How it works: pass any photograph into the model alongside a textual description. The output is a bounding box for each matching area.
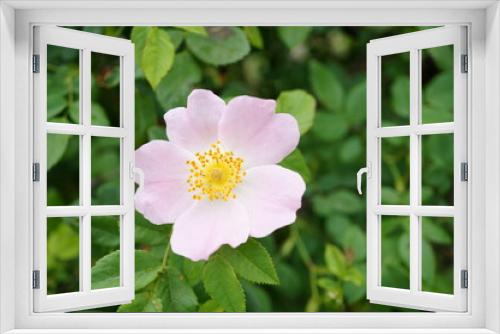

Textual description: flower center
[186,141,245,201]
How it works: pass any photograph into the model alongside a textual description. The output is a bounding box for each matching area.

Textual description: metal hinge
[32,54,40,73]
[461,269,468,289]
[461,162,468,182]
[32,163,40,182]
[461,54,468,73]
[32,270,40,289]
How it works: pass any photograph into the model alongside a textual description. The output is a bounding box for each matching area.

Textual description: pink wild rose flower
[135,89,306,261]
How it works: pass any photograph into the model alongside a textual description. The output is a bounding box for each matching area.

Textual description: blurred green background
[45,26,455,312]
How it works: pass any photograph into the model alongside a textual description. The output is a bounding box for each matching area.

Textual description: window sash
[32,26,135,313]
[366,26,468,312]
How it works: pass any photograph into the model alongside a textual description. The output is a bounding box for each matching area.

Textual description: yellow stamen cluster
[186,141,245,201]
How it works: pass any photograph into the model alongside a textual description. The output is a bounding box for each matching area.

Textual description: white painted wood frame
[32,26,135,312]
[0,1,499,333]
[366,26,468,312]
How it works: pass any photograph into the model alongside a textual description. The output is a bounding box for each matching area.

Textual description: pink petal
[234,165,306,238]
[170,200,250,261]
[164,89,225,153]
[135,140,194,225]
[218,96,300,168]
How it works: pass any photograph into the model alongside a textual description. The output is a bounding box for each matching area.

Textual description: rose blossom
[135,89,306,261]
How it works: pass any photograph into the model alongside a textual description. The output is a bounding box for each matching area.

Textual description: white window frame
[0,1,499,333]
[32,26,135,312]
[366,26,468,312]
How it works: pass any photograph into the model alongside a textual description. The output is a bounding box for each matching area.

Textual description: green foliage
[141,27,175,89]
[276,89,316,135]
[186,27,250,66]
[203,255,246,312]
[277,27,312,49]
[49,26,453,313]
[219,239,279,285]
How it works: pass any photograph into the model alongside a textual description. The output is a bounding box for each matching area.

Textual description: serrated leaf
[176,26,207,36]
[135,212,170,245]
[91,250,162,290]
[276,89,316,135]
[203,255,245,312]
[199,299,224,312]
[156,51,202,111]
[309,60,344,112]
[278,26,312,49]
[242,280,272,312]
[155,268,198,312]
[279,149,311,183]
[186,27,250,66]
[118,291,162,312]
[142,27,175,89]
[219,238,279,285]
[130,27,150,65]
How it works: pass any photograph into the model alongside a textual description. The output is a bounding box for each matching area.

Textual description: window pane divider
[46,205,126,217]
[374,205,455,217]
[46,122,126,138]
[375,122,454,138]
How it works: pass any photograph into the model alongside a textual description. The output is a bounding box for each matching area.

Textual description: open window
[32,26,135,312]
[363,26,467,312]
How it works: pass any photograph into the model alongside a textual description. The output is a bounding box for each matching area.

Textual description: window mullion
[409,48,421,293]
[80,48,92,293]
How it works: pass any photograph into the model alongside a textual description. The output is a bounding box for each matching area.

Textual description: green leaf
[155,268,198,312]
[424,71,453,113]
[169,252,205,286]
[47,94,67,119]
[199,299,224,312]
[309,60,344,112]
[203,255,245,312]
[311,112,348,142]
[391,76,410,117]
[278,27,312,49]
[135,212,170,245]
[242,280,272,312]
[317,278,343,302]
[219,238,279,285]
[186,27,250,66]
[422,239,436,286]
[91,250,162,290]
[176,26,207,36]
[345,81,366,125]
[91,216,120,248]
[276,89,317,135]
[279,149,311,183]
[147,125,167,141]
[118,291,162,312]
[163,29,184,50]
[340,224,366,263]
[142,27,175,89]
[48,223,79,260]
[312,190,363,216]
[339,137,362,163]
[244,26,264,49]
[156,51,202,111]
[325,244,347,277]
[130,27,150,65]
[422,219,452,245]
[428,45,453,71]
[91,103,110,126]
[47,132,70,170]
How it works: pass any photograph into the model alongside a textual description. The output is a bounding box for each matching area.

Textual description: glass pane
[91,216,121,290]
[47,45,80,123]
[381,52,410,126]
[421,134,454,206]
[421,45,454,124]
[381,137,410,205]
[47,134,80,206]
[91,52,121,127]
[91,137,121,205]
[47,217,80,294]
[421,217,454,294]
[381,216,410,289]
